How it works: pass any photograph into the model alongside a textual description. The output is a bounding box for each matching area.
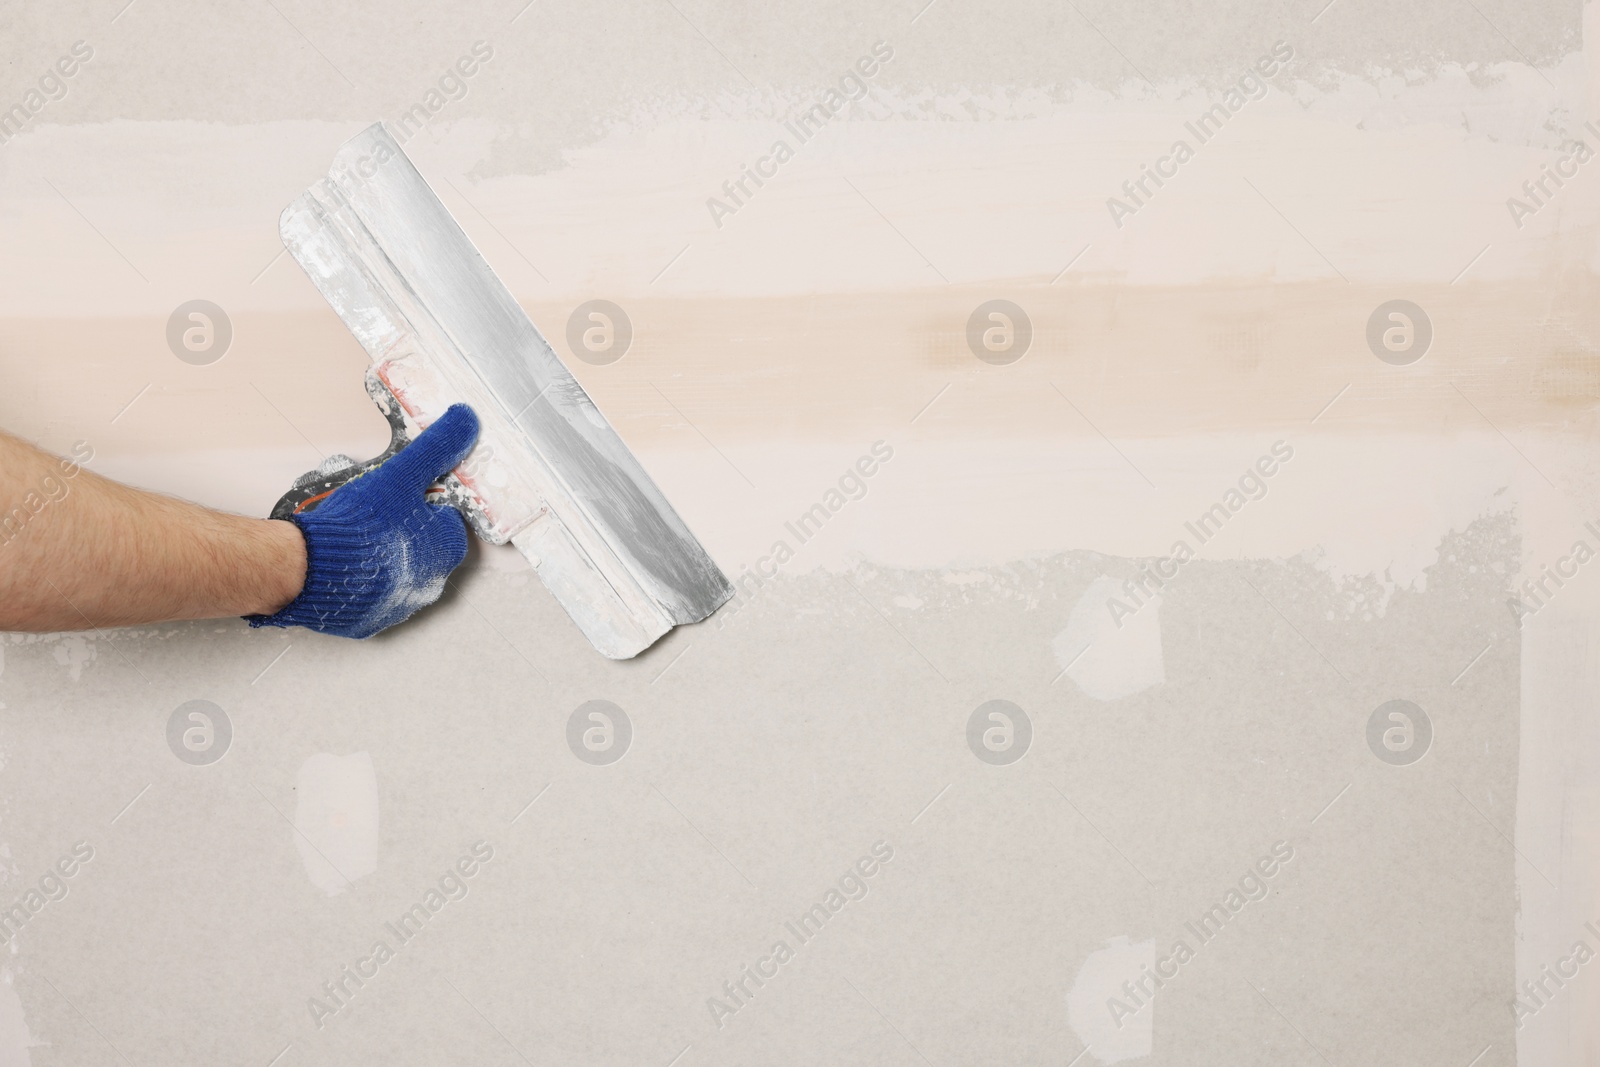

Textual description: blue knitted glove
[249,404,480,639]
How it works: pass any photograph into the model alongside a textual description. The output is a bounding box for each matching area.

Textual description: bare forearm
[0,431,305,630]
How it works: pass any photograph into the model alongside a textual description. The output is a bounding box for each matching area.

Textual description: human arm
[0,431,305,630]
[0,403,480,637]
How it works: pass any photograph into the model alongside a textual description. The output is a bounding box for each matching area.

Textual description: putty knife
[273,122,732,658]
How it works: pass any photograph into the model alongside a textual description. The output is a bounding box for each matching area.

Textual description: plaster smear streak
[0,53,1587,312]
[0,280,1577,573]
[1055,577,1164,702]
[0,970,37,1065]
[1067,936,1154,1064]
[294,753,380,896]
[4,281,1590,441]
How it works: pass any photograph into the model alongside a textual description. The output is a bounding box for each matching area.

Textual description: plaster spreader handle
[268,367,483,528]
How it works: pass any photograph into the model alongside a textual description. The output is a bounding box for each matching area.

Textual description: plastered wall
[0,1,1596,1064]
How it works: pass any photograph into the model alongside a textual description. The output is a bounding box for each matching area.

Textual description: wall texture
[0,0,1594,1064]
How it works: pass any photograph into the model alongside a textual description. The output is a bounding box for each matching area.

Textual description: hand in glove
[248,404,479,639]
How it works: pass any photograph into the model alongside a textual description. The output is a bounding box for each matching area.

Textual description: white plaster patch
[0,969,38,1065]
[1303,465,1512,618]
[1055,577,1164,701]
[1066,935,1154,1064]
[49,637,92,683]
[893,595,924,610]
[293,752,380,897]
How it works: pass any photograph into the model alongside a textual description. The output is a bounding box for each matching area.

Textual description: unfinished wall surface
[0,0,1596,1064]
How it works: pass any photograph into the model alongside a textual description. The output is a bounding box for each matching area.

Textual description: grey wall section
[0,0,1559,1062]
[0,512,1515,1064]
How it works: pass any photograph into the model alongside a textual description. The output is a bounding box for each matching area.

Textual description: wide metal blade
[279,122,732,658]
